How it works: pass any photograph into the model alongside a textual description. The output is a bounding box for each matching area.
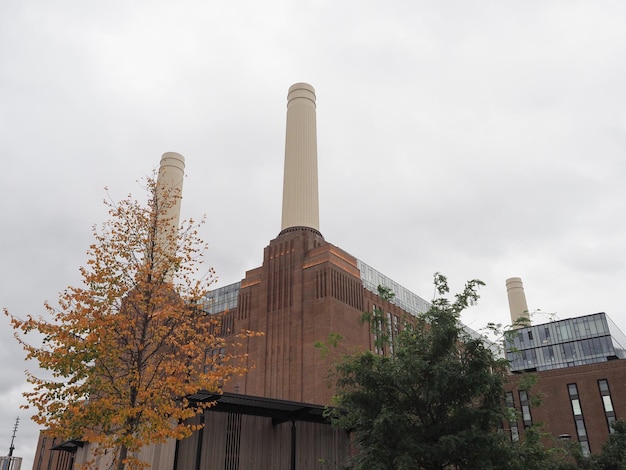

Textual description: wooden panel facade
[174,409,350,470]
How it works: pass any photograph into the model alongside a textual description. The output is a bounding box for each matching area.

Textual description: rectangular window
[506,392,515,407]
[518,390,533,428]
[598,379,617,433]
[205,347,226,373]
[563,343,576,359]
[372,304,382,355]
[560,324,572,340]
[603,396,614,413]
[599,379,609,392]
[568,383,590,454]
[608,415,617,429]
[387,312,394,354]
[505,392,520,442]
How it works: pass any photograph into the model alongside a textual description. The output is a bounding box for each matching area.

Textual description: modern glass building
[506,312,626,372]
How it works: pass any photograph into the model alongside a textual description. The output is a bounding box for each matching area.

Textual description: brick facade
[506,359,626,453]
[224,227,396,405]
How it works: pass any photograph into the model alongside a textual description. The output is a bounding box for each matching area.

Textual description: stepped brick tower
[210,83,430,405]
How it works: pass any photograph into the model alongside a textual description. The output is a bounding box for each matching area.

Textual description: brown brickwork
[31,432,76,470]
[220,228,400,406]
[505,359,626,453]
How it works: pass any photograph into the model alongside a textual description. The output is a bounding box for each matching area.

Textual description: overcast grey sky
[2,1,626,467]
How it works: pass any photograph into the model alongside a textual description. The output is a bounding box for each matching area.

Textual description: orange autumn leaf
[4,174,259,470]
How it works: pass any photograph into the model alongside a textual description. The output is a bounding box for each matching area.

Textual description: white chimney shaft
[280,83,320,233]
[155,152,185,281]
[506,277,531,328]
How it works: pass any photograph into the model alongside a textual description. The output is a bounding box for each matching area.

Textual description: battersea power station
[173,83,432,468]
[35,83,432,470]
[33,84,626,470]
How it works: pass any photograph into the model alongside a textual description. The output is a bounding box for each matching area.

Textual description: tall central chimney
[280,83,320,234]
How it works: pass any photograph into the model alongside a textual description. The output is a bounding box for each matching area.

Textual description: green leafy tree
[590,420,626,470]
[327,273,512,470]
[505,423,584,470]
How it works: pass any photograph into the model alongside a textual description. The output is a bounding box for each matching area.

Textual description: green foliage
[327,273,511,469]
[505,424,584,470]
[590,420,626,470]
[314,332,345,359]
[326,273,626,469]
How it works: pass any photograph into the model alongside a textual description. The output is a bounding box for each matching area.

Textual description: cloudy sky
[2,0,626,467]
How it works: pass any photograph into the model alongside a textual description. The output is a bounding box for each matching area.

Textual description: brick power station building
[32,84,626,469]
[34,83,431,470]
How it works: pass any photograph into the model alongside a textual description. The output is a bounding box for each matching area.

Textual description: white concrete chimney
[506,277,531,328]
[280,83,320,233]
[155,152,185,280]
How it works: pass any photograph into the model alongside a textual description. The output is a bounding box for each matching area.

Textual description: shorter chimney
[506,277,531,328]
[155,152,185,282]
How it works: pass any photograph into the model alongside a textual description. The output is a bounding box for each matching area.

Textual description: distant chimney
[506,277,531,328]
[280,83,320,234]
[155,152,185,281]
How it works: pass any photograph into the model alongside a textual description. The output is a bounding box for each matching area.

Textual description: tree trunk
[116,444,128,470]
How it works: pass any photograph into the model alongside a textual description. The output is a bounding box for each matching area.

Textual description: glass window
[572,399,582,416]
[506,392,515,407]
[598,379,616,433]
[505,391,519,442]
[519,390,533,427]
[387,312,394,354]
[560,324,572,340]
[564,343,577,359]
[600,336,614,355]
[568,384,578,397]
[576,420,587,437]
[581,441,590,457]
[543,346,554,362]
[608,416,617,433]
[599,379,609,392]
[595,317,609,335]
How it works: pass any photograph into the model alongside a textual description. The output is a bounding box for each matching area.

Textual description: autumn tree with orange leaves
[5,171,254,470]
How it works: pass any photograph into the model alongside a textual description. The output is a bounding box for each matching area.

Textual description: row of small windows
[598,379,617,432]
[371,304,401,356]
[509,315,610,350]
[357,259,431,316]
[508,335,616,372]
[568,383,590,456]
[506,379,616,456]
[203,282,241,315]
